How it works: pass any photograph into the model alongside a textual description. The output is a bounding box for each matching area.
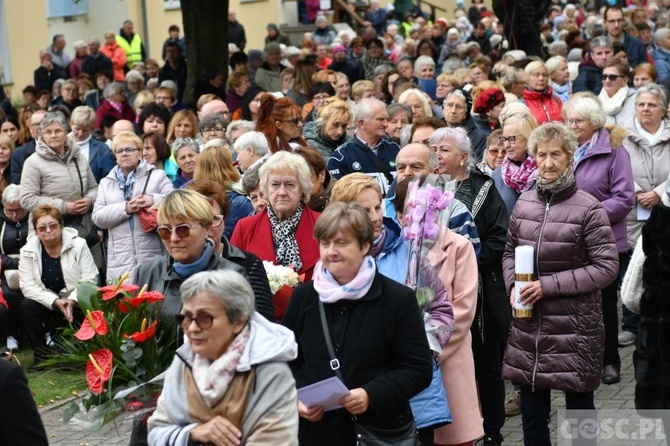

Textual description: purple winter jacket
[502,180,619,394]
[574,126,635,253]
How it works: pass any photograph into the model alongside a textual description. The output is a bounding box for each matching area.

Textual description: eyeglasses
[278,117,302,125]
[115,147,140,155]
[499,135,523,145]
[175,312,226,330]
[444,102,465,111]
[36,222,60,233]
[602,74,624,82]
[530,72,549,78]
[567,118,587,125]
[156,223,200,240]
[4,207,24,215]
[211,214,224,228]
[488,148,508,156]
[204,127,224,134]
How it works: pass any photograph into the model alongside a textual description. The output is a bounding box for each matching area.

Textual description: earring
[460,161,464,167]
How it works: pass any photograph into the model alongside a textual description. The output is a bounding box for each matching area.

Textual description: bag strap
[359,142,394,186]
[317,299,345,382]
[141,169,153,195]
[72,158,84,196]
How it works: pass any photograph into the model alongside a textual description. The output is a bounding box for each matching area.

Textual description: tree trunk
[180,0,228,106]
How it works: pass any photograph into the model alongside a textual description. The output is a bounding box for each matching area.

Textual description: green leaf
[62,401,80,423]
[76,281,102,312]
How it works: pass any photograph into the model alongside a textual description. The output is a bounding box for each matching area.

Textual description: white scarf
[599,85,629,116]
[192,324,251,408]
[634,117,666,147]
[313,256,376,304]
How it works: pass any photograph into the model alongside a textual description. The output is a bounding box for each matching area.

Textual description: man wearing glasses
[603,5,647,69]
[11,110,47,185]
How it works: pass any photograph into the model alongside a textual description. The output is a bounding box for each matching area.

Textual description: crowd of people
[1,1,670,445]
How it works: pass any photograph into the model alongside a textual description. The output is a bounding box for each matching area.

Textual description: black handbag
[317,300,422,446]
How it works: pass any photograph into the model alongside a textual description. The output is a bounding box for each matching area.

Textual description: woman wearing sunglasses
[599,58,636,126]
[92,131,174,285]
[254,94,307,154]
[148,269,299,445]
[136,189,248,322]
[492,103,540,217]
[478,130,506,177]
[19,205,98,370]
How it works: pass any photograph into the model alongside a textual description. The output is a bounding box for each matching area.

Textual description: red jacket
[230,206,321,281]
[95,99,136,130]
[522,87,563,125]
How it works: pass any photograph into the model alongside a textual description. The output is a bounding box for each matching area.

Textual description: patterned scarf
[115,166,136,201]
[501,155,538,193]
[192,324,251,408]
[372,226,387,257]
[314,256,376,304]
[268,203,304,272]
[537,164,575,193]
[573,131,599,166]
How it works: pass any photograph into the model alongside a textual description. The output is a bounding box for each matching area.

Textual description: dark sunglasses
[156,223,200,240]
[175,312,225,330]
[601,74,624,82]
[278,117,302,125]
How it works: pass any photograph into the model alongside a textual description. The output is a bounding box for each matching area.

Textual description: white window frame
[165,0,181,10]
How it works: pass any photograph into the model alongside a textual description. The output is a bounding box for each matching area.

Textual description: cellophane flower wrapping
[402,174,457,353]
[52,273,177,428]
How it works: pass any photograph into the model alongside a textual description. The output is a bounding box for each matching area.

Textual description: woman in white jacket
[19,205,98,369]
[93,131,174,284]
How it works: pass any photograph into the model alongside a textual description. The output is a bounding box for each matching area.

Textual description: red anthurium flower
[75,310,109,341]
[124,319,158,343]
[86,348,113,394]
[118,290,164,313]
[98,272,140,301]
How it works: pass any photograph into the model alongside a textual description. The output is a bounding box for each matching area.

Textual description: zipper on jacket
[531,197,551,392]
[478,274,485,344]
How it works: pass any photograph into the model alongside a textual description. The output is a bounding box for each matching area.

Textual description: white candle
[514,245,535,318]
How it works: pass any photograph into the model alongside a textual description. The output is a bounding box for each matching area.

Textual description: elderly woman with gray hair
[651,28,670,83]
[69,106,111,168]
[522,61,563,124]
[619,83,670,346]
[231,151,320,320]
[94,82,135,130]
[172,137,200,189]
[148,269,299,445]
[545,56,571,103]
[429,126,510,446]
[124,69,145,111]
[20,112,98,245]
[562,92,635,384]
[503,122,618,446]
[443,88,487,162]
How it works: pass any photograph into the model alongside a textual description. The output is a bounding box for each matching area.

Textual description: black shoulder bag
[317,300,422,446]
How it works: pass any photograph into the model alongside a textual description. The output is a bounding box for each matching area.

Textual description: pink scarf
[313,256,376,304]
[501,155,538,193]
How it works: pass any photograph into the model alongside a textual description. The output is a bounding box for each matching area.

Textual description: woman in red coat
[94,82,135,130]
[522,61,563,125]
[231,151,320,320]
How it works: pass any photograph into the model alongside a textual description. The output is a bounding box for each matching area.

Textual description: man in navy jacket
[604,6,647,68]
[327,98,400,197]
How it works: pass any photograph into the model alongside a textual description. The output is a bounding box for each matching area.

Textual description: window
[45,0,88,18]
[164,0,181,10]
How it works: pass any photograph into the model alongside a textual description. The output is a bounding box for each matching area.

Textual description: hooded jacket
[92,162,174,283]
[623,119,670,250]
[574,126,635,253]
[100,40,127,81]
[573,59,603,95]
[148,313,299,445]
[521,86,563,125]
[19,136,98,218]
[19,227,99,309]
[502,180,619,393]
[302,120,351,162]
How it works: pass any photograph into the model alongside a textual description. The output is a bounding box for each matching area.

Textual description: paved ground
[38,343,639,446]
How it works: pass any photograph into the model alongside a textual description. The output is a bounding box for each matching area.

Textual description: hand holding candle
[514,246,535,318]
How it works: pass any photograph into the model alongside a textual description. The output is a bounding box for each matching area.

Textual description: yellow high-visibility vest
[115,34,143,68]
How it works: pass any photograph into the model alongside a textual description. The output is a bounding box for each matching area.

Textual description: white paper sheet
[297,376,350,412]
[637,203,652,221]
